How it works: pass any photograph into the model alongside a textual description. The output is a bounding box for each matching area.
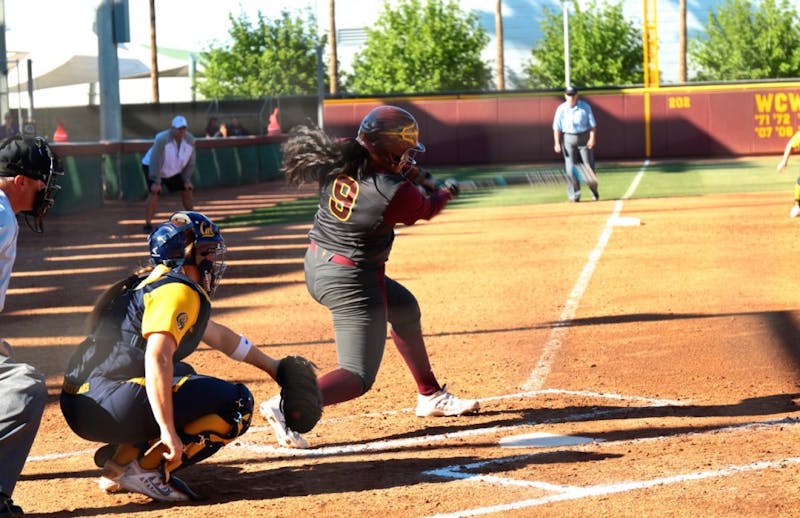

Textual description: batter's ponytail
[283,125,369,187]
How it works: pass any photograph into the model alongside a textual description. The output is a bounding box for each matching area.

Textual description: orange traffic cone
[267,108,281,135]
[53,121,68,142]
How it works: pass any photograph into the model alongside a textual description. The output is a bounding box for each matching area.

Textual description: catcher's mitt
[276,355,323,433]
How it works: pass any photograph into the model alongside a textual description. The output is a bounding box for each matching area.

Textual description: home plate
[499,432,599,448]
[612,216,642,226]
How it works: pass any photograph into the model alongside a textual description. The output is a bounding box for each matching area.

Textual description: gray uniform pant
[0,357,46,496]
[304,245,421,390]
[562,131,598,201]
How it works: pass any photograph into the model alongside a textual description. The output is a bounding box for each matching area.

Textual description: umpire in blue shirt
[552,86,599,202]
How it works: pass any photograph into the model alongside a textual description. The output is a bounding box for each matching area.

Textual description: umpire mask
[0,136,64,233]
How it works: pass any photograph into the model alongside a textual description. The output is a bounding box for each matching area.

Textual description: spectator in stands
[204,117,222,138]
[0,114,20,139]
[142,116,196,234]
[226,117,250,137]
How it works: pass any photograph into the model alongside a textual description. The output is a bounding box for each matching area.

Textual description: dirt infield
[7,181,800,517]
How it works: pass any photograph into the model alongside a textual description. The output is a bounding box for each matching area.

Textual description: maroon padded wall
[322,83,800,165]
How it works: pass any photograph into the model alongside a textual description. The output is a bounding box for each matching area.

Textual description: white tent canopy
[6,43,194,91]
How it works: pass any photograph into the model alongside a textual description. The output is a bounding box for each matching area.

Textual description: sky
[4,0,280,54]
[4,0,728,61]
[1,0,741,107]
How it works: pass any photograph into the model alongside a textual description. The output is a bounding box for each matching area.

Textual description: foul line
[524,161,649,391]
[425,417,800,517]
[427,456,800,518]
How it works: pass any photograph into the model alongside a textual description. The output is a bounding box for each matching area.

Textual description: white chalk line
[425,447,800,518]
[28,387,683,463]
[524,161,649,392]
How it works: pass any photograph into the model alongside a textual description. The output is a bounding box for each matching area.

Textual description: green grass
[217,157,791,228]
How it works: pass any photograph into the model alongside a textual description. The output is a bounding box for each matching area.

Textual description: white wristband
[230,335,252,361]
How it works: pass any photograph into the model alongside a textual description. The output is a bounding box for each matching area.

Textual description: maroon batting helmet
[356,106,425,173]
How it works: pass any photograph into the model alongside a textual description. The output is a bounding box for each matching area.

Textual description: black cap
[565,86,578,96]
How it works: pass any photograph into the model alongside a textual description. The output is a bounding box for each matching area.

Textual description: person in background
[552,85,599,203]
[226,117,249,137]
[142,116,196,234]
[776,129,800,217]
[204,117,221,138]
[0,115,20,140]
[0,136,63,517]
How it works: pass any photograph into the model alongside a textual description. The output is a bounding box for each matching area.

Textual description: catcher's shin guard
[141,383,255,474]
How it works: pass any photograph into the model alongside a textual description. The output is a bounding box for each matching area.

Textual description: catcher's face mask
[194,240,227,297]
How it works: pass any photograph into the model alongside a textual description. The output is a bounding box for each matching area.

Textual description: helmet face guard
[0,136,64,233]
[168,211,227,297]
[194,240,227,297]
[357,106,425,174]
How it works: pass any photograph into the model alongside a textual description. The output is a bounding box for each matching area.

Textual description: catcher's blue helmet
[148,222,188,267]
[148,211,227,296]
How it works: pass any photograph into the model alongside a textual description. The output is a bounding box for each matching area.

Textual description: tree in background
[347,0,491,94]
[524,0,642,88]
[197,9,324,99]
[690,0,800,81]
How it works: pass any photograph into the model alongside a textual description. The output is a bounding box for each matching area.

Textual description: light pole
[562,0,571,87]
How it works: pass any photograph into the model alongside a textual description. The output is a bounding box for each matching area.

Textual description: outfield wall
[322,82,800,165]
[41,82,800,216]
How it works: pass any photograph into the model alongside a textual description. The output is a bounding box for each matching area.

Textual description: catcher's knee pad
[181,383,255,464]
[158,383,254,472]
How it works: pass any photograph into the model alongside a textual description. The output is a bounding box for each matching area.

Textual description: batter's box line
[425,453,800,518]
[284,388,686,426]
[237,392,698,458]
[32,389,685,463]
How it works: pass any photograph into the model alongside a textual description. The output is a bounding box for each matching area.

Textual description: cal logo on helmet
[198,221,215,238]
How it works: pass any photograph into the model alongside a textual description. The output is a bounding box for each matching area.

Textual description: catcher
[59,211,321,503]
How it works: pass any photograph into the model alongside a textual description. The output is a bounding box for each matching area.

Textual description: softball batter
[262,105,480,449]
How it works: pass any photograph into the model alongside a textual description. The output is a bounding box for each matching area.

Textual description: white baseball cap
[171,115,188,128]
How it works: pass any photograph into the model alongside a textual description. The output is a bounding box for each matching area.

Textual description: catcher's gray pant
[562,131,598,201]
[0,356,46,497]
[304,245,423,391]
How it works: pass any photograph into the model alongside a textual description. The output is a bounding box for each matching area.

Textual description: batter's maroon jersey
[308,171,453,265]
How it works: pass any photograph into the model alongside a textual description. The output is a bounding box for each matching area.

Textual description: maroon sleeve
[383,181,453,226]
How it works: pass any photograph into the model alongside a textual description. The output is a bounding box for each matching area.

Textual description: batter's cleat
[790,205,800,218]
[260,395,309,449]
[591,189,599,201]
[0,493,22,518]
[115,460,193,502]
[416,385,480,417]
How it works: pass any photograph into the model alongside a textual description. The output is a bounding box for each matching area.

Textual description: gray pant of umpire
[0,357,46,497]
[562,131,598,201]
